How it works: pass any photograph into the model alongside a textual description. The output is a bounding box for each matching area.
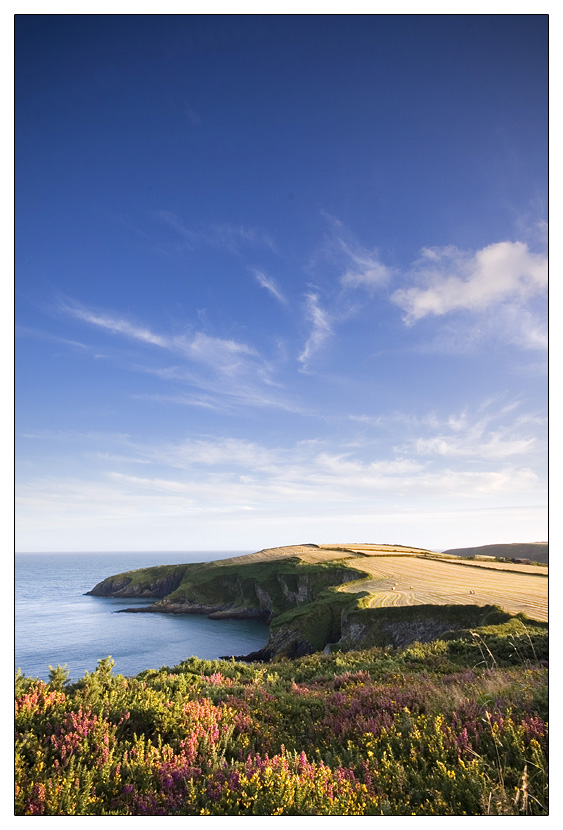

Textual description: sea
[15,552,269,683]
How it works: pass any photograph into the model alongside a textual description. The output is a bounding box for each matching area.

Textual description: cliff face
[337,603,508,650]
[251,589,353,659]
[126,561,364,623]
[250,601,520,661]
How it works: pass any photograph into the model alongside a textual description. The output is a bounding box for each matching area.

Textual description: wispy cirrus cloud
[146,436,279,471]
[133,365,310,415]
[317,212,392,295]
[61,301,257,369]
[129,392,230,412]
[155,210,276,254]
[252,269,287,304]
[59,300,310,413]
[293,214,392,369]
[15,325,92,351]
[338,238,392,294]
[346,399,546,468]
[61,304,168,347]
[154,210,198,250]
[411,431,536,460]
[298,293,333,371]
[393,405,544,464]
[392,241,547,324]
[495,305,548,352]
[184,331,258,370]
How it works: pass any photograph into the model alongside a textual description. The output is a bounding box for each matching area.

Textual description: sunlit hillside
[211,543,548,623]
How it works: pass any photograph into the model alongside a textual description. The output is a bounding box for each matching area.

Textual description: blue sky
[15,14,548,552]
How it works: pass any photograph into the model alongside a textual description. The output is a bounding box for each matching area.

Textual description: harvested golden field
[216,544,355,566]
[319,543,437,556]
[442,558,547,576]
[337,554,548,622]
[226,543,437,565]
[227,543,437,565]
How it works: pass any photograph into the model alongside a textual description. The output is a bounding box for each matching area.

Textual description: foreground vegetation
[15,617,548,815]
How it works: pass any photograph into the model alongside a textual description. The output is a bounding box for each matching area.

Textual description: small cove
[15,552,269,682]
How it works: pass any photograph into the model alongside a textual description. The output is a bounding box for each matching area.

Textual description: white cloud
[134,365,307,414]
[63,305,167,347]
[298,293,333,370]
[129,392,230,412]
[252,269,287,304]
[147,437,278,471]
[108,472,194,494]
[316,213,392,295]
[60,300,311,413]
[63,302,258,373]
[179,331,257,367]
[392,241,547,324]
[393,403,545,464]
[495,305,548,351]
[313,452,423,477]
[338,239,392,294]
[413,435,535,460]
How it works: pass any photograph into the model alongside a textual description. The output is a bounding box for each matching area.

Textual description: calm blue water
[15,552,269,682]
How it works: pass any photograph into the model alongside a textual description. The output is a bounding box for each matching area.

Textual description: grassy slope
[148,559,370,632]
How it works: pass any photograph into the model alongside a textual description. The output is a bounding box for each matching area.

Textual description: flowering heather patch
[15,629,548,816]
